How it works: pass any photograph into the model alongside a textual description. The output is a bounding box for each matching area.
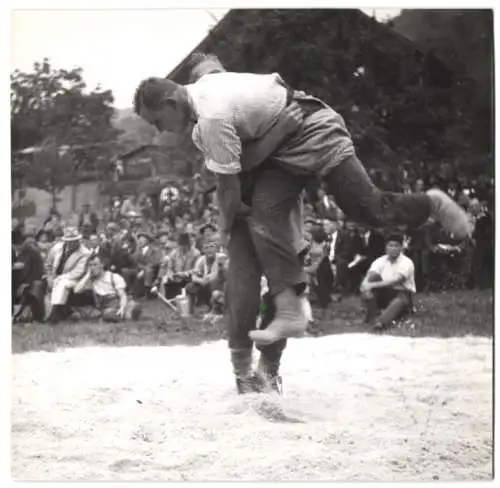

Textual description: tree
[11,59,122,208]
[391,10,494,174]
[21,143,74,210]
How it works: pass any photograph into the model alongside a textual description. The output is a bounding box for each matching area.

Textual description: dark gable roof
[167,9,452,86]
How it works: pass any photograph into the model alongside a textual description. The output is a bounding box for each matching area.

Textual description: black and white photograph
[9,4,494,481]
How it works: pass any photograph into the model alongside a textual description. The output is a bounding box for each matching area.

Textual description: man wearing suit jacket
[132,231,161,298]
[356,225,386,277]
[45,226,91,323]
[12,227,46,322]
[333,220,363,295]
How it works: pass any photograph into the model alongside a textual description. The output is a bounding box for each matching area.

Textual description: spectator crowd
[11,168,493,328]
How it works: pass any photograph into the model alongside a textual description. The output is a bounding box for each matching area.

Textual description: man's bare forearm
[216,174,242,233]
[370,276,404,289]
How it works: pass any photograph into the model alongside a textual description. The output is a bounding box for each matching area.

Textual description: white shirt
[91,271,126,297]
[369,254,416,293]
[185,72,288,175]
[329,230,338,262]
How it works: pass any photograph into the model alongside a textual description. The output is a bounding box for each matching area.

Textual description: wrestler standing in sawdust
[133,53,473,394]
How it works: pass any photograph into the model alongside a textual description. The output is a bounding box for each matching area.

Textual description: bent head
[133,77,192,134]
[88,256,104,278]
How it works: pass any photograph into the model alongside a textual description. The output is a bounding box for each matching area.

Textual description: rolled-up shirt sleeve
[193,118,242,175]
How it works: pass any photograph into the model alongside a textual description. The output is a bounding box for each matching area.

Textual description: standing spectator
[472,202,493,289]
[357,225,386,279]
[406,222,433,292]
[337,221,363,295]
[78,203,99,236]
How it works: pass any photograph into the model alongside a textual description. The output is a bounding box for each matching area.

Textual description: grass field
[11,289,493,481]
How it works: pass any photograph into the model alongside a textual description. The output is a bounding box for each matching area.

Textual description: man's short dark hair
[386,233,404,245]
[133,77,179,114]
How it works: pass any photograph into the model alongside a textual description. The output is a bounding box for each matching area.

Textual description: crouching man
[186,240,227,314]
[74,256,142,322]
[360,233,416,333]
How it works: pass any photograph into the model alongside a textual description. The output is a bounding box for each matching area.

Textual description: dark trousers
[13,280,46,322]
[361,274,412,325]
[313,257,334,309]
[408,248,431,292]
[163,278,191,300]
[226,157,431,350]
[185,282,212,311]
[334,258,351,295]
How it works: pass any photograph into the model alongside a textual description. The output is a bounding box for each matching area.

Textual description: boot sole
[249,327,305,346]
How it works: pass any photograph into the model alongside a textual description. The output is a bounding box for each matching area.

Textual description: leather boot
[46,305,64,324]
[251,354,283,395]
[249,288,307,346]
[231,348,254,394]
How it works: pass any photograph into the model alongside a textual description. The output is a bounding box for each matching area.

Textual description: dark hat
[137,230,154,242]
[200,222,217,234]
[178,232,191,246]
[36,229,49,240]
[386,233,404,245]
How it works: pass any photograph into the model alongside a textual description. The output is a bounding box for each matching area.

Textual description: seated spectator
[158,232,200,299]
[360,233,416,333]
[74,256,142,322]
[36,230,52,262]
[42,214,62,243]
[304,228,332,310]
[109,230,137,289]
[45,226,91,324]
[186,241,227,313]
[132,230,161,298]
[84,234,100,256]
[12,227,46,322]
[195,222,217,250]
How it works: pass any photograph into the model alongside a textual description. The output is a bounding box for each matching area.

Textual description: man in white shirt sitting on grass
[360,233,416,333]
[74,255,142,322]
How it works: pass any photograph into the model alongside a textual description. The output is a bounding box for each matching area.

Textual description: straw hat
[62,226,82,242]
